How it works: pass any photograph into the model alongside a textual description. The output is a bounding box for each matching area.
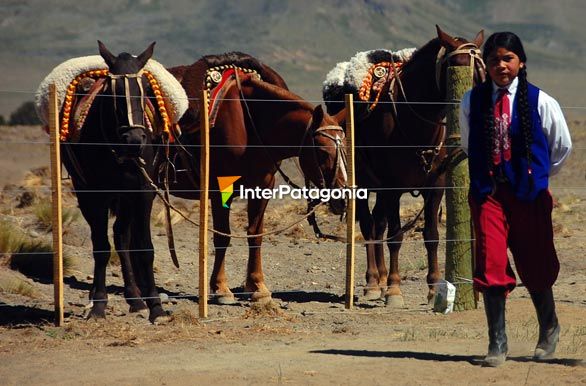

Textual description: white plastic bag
[433,279,456,314]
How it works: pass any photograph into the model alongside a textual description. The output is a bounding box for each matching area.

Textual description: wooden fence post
[49,83,64,326]
[445,66,475,311]
[344,94,356,309]
[199,90,210,318]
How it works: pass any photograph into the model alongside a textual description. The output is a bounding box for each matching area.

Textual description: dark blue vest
[468,81,549,201]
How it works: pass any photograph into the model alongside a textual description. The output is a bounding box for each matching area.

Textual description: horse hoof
[427,291,436,305]
[85,308,106,320]
[151,311,172,325]
[362,289,383,301]
[385,295,405,308]
[152,315,172,325]
[134,309,149,319]
[128,302,148,313]
[251,290,272,303]
[215,294,237,305]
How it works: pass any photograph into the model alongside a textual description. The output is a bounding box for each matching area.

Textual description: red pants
[469,184,559,293]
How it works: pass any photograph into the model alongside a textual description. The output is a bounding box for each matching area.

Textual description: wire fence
[1,90,585,314]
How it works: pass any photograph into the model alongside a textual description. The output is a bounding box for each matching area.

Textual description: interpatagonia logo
[217,176,241,208]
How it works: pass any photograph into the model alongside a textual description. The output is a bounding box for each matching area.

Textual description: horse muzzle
[119,126,148,157]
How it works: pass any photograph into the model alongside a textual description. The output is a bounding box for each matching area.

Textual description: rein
[388,42,485,129]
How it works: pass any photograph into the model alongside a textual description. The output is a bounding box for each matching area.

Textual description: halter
[108,70,147,131]
[435,42,486,91]
[309,122,348,190]
[103,70,150,163]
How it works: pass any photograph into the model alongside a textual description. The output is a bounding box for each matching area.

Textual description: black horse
[60,42,167,323]
[323,26,485,306]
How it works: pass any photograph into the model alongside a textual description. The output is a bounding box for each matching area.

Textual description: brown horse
[166,53,347,304]
[323,26,485,306]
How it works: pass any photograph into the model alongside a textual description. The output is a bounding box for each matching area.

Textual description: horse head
[97,40,155,161]
[436,25,486,90]
[299,105,347,215]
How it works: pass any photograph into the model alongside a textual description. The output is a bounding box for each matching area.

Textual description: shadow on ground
[311,349,585,367]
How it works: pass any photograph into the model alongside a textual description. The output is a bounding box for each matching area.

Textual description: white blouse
[459,77,573,176]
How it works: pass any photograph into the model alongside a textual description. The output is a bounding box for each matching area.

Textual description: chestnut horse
[323,26,485,306]
[166,53,347,304]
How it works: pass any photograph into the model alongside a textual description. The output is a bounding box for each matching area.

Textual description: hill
[1,0,585,117]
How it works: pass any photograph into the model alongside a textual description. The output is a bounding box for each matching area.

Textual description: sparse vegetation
[33,201,80,232]
[0,276,38,298]
[8,101,41,126]
[1,219,75,279]
[0,220,25,256]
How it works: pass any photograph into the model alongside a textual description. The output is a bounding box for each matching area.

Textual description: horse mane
[400,38,441,73]
[203,52,264,73]
[244,77,314,112]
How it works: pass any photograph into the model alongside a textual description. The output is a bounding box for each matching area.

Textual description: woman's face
[486,47,525,87]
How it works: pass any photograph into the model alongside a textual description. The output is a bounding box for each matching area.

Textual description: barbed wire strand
[3,88,586,110]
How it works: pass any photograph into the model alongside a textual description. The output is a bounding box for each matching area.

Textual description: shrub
[1,220,75,280]
[9,101,41,125]
[33,201,80,232]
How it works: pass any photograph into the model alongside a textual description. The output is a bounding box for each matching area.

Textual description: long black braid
[516,66,534,190]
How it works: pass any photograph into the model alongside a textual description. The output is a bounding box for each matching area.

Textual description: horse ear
[136,42,156,68]
[474,30,485,48]
[312,104,325,124]
[435,25,458,48]
[98,40,116,68]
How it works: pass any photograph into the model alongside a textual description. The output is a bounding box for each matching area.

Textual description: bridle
[299,118,347,190]
[101,70,150,163]
[435,42,486,92]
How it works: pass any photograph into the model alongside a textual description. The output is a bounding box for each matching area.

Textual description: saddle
[59,71,178,143]
[205,65,262,128]
[35,55,188,142]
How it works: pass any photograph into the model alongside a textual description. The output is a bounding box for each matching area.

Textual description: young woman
[459,31,572,367]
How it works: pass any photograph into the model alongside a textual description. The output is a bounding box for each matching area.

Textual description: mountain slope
[0,0,584,116]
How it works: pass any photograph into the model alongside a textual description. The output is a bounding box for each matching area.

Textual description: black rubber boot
[483,288,508,367]
[530,288,560,360]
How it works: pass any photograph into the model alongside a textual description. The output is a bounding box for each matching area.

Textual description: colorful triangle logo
[217,176,241,208]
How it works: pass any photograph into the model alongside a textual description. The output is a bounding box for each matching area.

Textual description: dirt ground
[0,124,585,385]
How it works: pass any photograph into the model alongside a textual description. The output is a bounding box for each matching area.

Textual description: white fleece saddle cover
[35,55,188,128]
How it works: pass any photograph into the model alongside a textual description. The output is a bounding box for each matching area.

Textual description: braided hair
[481,32,534,190]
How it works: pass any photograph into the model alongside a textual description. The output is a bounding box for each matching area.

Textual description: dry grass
[33,201,80,232]
[0,275,38,298]
[0,220,25,255]
[243,300,295,321]
[169,306,201,326]
[153,200,196,228]
[1,219,75,279]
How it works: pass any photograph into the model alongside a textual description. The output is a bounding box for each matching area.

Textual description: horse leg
[112,204,148,314]
[245,193,272,304]
[77,195,112,319]
[372,194,389,298]
[384,192,405,307]
[422,186,444,303]
[130,193,167,323]
[209,192,237,304]
[357,195,380,300]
